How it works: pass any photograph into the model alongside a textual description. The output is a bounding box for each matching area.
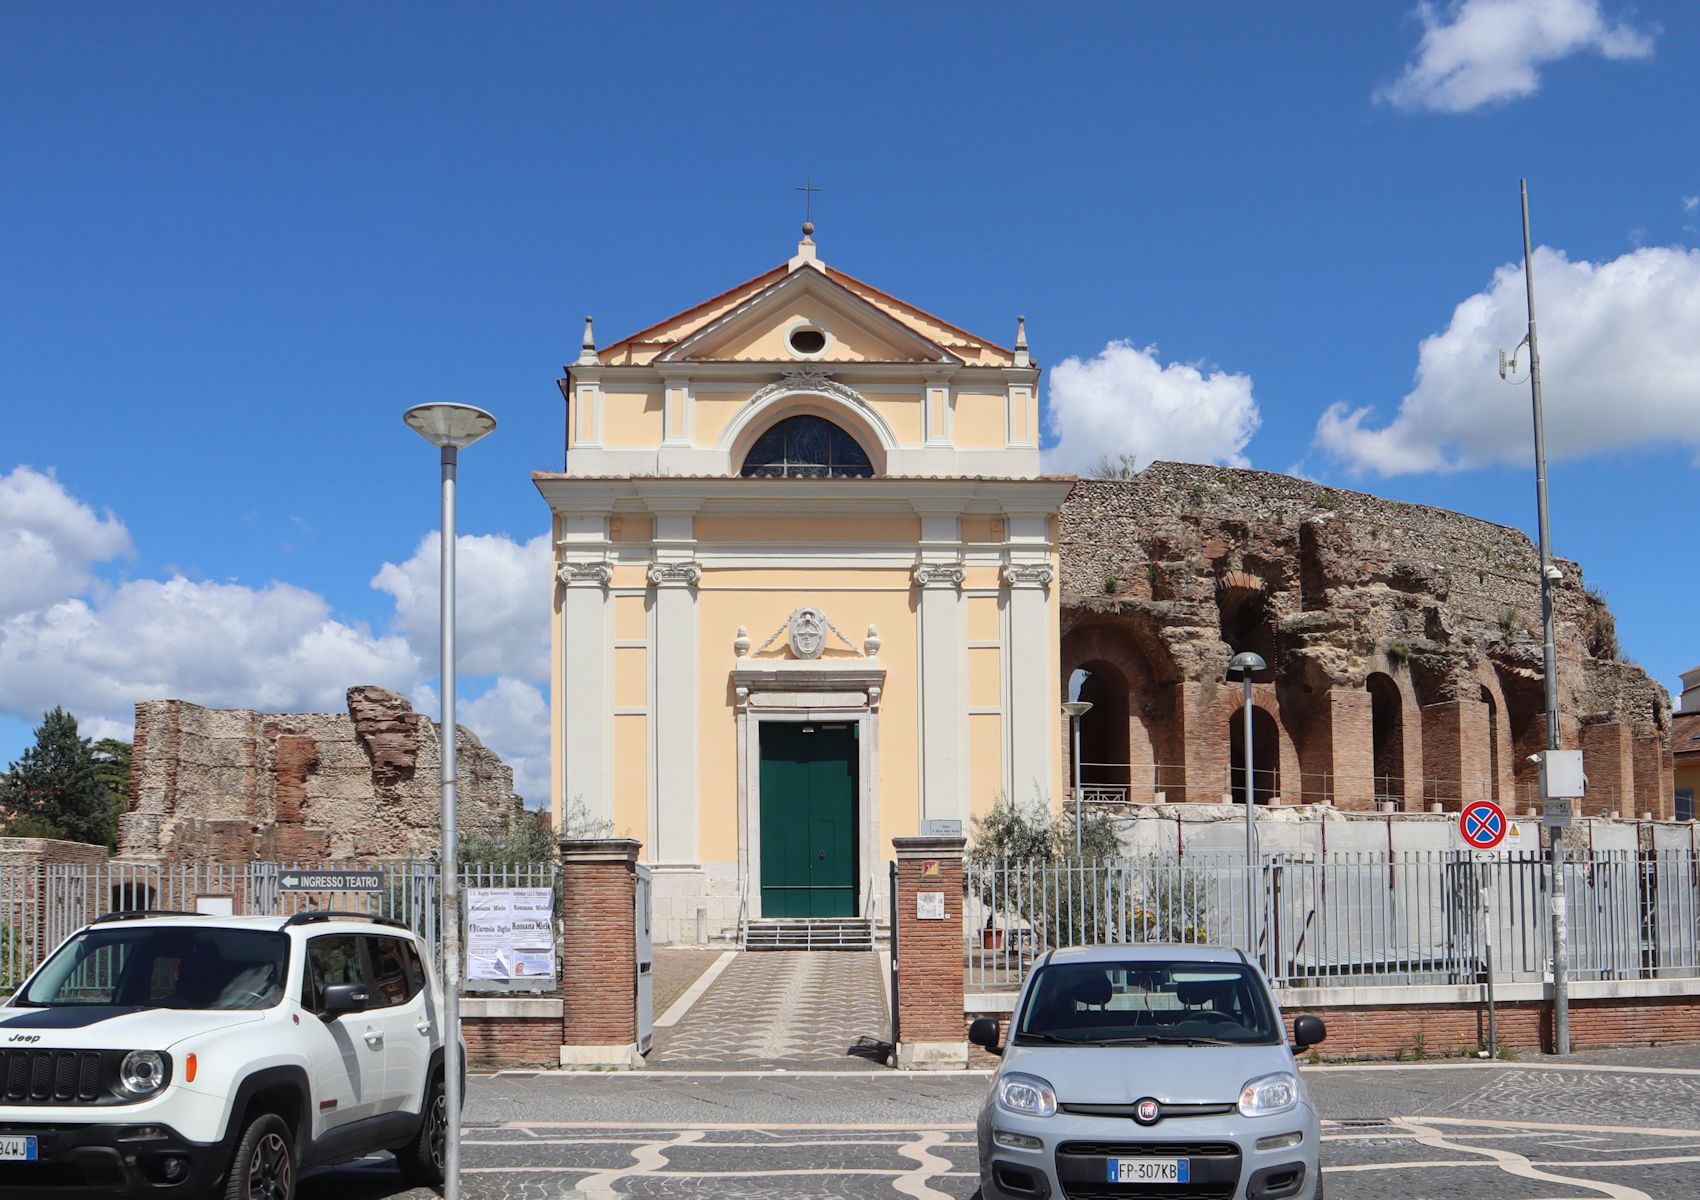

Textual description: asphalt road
[298,1049,1700,1199]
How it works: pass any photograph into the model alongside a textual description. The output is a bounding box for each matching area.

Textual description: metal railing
[1074,761,1641,814]
[0,858,557,993]
[964,849,1700,992]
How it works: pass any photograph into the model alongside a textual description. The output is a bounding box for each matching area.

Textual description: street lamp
[1228,651,1266,967]
[403,402,496,1200]
[1062,700,1093,856]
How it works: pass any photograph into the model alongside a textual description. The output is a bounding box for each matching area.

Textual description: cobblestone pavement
[298,1049,1700,1199]
[650,949,724,1018]
[647,950,890,1069]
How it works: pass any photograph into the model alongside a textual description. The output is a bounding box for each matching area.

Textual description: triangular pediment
[656,267,960,365]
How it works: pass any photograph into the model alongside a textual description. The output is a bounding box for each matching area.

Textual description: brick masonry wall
[895,837,966,1044]
[965,994,1700,1061]
[560,840,638,1047]
[463,1015,561,1069]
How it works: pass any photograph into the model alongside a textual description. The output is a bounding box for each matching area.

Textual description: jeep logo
[7,1034,41,1044]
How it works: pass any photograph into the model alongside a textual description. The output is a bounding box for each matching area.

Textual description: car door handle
[363,1026,384,1046]
[416,1020,431,1036]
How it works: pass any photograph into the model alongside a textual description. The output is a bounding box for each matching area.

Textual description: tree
[1087,450,1143,480]
[0,709,115,847]
[92,738,132,850]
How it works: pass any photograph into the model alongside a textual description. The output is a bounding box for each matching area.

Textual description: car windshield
[17,926,289,1010]
[1015,959,1279,1046]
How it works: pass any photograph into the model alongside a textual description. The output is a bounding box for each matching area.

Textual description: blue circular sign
[1459,800,1508,849]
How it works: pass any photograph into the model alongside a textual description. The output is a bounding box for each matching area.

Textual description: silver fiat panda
[973,944,1326,1200]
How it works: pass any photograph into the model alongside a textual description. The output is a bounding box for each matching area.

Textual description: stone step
[743,917,875,951]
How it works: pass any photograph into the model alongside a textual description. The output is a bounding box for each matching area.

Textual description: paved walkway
[650,949,723,1019]
[304,1052,1700,1198]
[648,950,890,1069]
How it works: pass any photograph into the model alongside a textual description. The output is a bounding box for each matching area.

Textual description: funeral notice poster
[465,887,555,981]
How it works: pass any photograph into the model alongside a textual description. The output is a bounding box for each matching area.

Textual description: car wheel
[396,1073,447,1186]
[224,1112,293,1200]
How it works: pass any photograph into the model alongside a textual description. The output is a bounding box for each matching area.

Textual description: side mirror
[969,1017,1003,1055]
[1292,1014,1326,1052]
[321,983,370,1017]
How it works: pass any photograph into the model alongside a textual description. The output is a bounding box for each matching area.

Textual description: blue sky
[3,1,1697,801]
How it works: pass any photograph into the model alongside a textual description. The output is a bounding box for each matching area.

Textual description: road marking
[654,950,737,1028]
[894,1130,955,1200]
[1307,1059,1700,1077]
[1397,1119,1653,1200]
[570,1128,704,1198]
[1413,1116,1700,1138]
[503,1120,978,1131]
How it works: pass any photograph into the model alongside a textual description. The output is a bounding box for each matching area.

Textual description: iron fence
[964,849,1700,992]
[0,858,558,994]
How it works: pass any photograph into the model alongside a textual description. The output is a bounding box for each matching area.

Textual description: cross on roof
[796,176,821,225]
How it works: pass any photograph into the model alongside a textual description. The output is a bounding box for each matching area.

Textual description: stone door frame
[732,662,884,921]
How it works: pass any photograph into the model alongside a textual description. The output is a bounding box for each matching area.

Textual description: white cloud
[1377,0,1655,114]
[1315,244,1700,475]
[0,466,132,620]
[1042,341,1260,474]
[371,531,551,684]
[458,677,550,805]
[0,471,555,813]
[0,576,419,730]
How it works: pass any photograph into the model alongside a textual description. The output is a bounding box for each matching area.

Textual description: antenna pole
[1522,178,1569,1055]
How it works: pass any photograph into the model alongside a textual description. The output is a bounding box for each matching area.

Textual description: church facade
[536,229,1071,939]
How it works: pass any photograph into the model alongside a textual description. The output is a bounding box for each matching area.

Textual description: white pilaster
[558,515,613,826]
[1003,512,1055,807]
[648,508,700,862]
[913,510,965,824]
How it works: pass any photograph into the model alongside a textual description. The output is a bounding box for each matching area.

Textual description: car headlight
[996,1072,1057,1118]
[119,1050,169,1096]
[1238,1071,1298,1117]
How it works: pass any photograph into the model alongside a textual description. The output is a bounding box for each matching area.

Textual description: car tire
[396,1073,447,1186]
[224,1112,294,1200]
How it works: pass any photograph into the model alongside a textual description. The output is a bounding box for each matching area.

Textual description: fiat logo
[1135,1098,1161,1125]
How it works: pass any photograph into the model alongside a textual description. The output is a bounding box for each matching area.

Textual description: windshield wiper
[1015,1031,1095,1045]
[1090,1034,1241,1047]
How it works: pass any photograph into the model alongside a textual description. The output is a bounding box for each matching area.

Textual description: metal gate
[635,864,654,1055]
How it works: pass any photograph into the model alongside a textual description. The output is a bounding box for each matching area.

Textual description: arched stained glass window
[739,415,874,478]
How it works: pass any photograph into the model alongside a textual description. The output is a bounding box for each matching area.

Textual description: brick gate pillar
[892,834,968,1070]
[559,837,643,1068]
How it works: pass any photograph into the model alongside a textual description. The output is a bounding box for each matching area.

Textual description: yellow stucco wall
[694,566,919,864]
[954,391,1007,448]
[613,713,648,844]
[694,516,922,545]
[868,394,923,446]
[602,390,663,446]
[691,392,755,449]
[708,294,916,363]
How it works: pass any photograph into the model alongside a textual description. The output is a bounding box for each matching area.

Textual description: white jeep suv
[0,910,451,1200]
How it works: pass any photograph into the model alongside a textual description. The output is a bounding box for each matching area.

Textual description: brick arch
[1061,623,1179,801]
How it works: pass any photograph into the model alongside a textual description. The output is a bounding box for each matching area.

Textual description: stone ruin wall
[1059,462,1674,819]
[119,685,523,863]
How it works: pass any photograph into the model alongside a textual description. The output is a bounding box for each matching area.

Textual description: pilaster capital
[558,561,614,588]
[1001,562,1054,589]
[912,562,966,590]
[646,560,702,588]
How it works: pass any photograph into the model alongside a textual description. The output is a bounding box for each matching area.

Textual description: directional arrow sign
[276,870,385,893]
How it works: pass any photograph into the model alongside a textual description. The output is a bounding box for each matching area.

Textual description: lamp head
[1227,651,1267,679]
[1061,700,1093,720]
[404,403,497,450]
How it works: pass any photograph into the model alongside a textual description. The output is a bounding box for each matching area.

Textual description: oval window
[788,326,827,355]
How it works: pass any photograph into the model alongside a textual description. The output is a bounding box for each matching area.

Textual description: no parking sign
[1459,799,1509,850]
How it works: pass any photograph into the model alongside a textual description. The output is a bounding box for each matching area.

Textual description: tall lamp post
[1062,700,1094,855]
[1228,651,1267,968]
[403,402,496,1200]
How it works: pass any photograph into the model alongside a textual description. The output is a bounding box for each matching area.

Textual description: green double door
[758,722,858,917]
